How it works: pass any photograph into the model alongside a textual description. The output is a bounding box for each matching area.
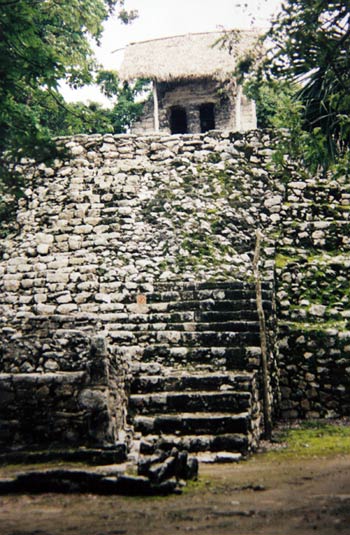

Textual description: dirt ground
[0,452,349,535]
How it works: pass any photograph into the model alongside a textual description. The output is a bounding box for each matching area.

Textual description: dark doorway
[170,106,188,134]
[200,103,215,132]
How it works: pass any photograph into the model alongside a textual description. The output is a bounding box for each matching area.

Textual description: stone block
[35,304,57,314]
[4,280,20,292]
[46,272,70,284]
[78,388,108,410]
[57,304,78,314]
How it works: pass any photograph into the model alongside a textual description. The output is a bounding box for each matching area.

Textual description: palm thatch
[119,30,259,82]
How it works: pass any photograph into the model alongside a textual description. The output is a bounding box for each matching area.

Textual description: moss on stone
[280,319,347,332]
[275,254,300,269]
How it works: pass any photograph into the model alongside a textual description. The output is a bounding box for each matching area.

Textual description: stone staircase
[129,370,259,463]
[107,281,274,462]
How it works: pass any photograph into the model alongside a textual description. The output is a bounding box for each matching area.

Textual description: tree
[262,0,350,172]
[233,1,350,173]
[35,72,149,138]
[96,70,150,134]
[244,78,295,130]
[0,0,136,217]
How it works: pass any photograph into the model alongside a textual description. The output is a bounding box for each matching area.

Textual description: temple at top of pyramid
[119,30,259,134]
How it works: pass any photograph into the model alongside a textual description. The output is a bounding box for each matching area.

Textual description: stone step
[110,330,261,346]
[285,182,350,203]
[147,299,272,313]
[0,446,127,466]
[280,220,350,251]
[284,201,350,220]
[276,247,350,268]
[196,451,243,463]
[129,391,251,415]
[153,280,273,292]
[282,219,350,227]
[145,288,272,303]
[134,412,251,435]
[131,372,254,394]
[107,309,264,324]
[197,310,259,322]
[117,345,251,368]
[139,433,249,455]
[100,311,196,324]
[107,320,260,333]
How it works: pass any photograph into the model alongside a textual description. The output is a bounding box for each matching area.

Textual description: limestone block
[77,281,99,291]
[157,331,181,344]
[100,143,115,152]
[313,221,330,229]
[57,303,78,314]
[80,304,99,312]
[84,217,100,226]
[87,150,98,161]
[150,142,165,151]
[78,388,108,410]
[48,258,69,270]
[20,279,34,289]
[34,293,48,304]
[46,270,71,286]
[56,293,72,304]
[44,359,60,371]
[264,195,283,209]
[118,206,133,216]
[74,292,91,304]
[3,279,20,292]
[19,296,33,304]
[70,145,84,156]
[289,181,306,190]
[95,293,111,303]
[68,237,83,251]
[35,304,57,314]
[37,243,50,255]
[309,304,326,317]
[312,230,325,240]
[36,233,54,245]
[75,225,93,235]
[44,167,55,177]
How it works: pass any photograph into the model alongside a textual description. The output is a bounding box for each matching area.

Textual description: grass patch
[263,421,350,460]
[181,475,212,495]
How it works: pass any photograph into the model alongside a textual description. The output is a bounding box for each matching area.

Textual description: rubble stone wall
[0,333,126,450]
[0,130,281,451]
[1,130,349,453]
[275,176,350,419]
[0,130,280,322]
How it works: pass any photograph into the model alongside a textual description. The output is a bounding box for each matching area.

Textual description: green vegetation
[207,152,222,164]
[276,243,350,323]
[38,73,148,138]
[279,320,347,332]
[275,253,302,269]
[0,0,143,221]
[141,160,246,279]
[264,421,350,460]
[237,1,350,176]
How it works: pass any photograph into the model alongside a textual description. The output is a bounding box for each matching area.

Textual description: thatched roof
[119,30,259,82]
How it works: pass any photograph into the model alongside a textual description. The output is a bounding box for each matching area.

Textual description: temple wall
[132,79,255,134]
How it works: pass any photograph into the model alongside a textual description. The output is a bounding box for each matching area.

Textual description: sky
[60,0,282,104]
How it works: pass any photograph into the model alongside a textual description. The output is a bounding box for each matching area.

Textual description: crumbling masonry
[0,130,349,462]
